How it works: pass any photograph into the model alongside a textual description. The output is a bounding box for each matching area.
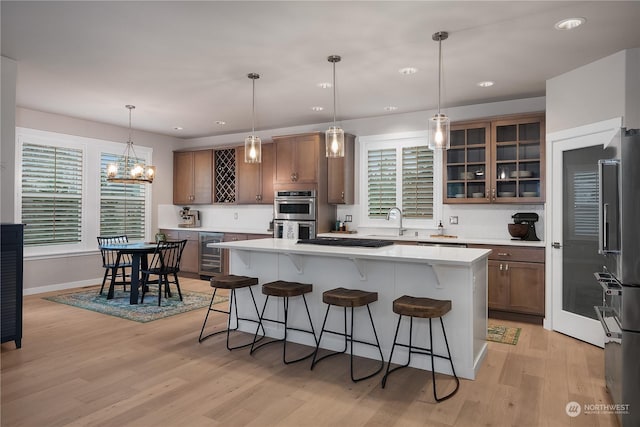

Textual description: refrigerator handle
[598,160,605,254]
[603,203,609,251]
[598,159,620,255]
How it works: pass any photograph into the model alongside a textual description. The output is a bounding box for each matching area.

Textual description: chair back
[147,240,186,274]
[97,235,131,267]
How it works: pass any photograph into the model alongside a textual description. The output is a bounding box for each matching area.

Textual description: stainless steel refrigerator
[594,128,640,426]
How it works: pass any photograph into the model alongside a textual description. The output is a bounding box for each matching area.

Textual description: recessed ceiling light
[477,81,494,88]
[215,120,226,125]
[317,82,332,89]
[173,126,183,130]
[384,106,398,111]
[311,106,324,112]
[554,17,586,30]
[399,67,418,75]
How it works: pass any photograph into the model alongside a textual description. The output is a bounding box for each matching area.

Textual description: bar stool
[250,280,317,364]
[310,287,385,382]
[381,295,460,402]
[198,274,264,350]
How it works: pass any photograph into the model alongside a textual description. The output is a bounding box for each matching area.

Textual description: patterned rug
[44,287,226,323]
[487,324,521,345]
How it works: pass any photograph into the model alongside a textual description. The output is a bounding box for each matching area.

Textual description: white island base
[211,239,490,380]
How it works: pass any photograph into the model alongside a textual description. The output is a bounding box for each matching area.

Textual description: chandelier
[428,31,450,150]
[326,55,345,157]
[106,105,156,183]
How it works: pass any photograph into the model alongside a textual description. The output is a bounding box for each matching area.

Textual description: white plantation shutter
[402,146,433,218]
[367,148,396,217]
[572,170,599,237]
[100,153,146,240]
[21,143,83,246]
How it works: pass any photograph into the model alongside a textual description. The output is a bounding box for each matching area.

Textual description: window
[21,143,83,246]
[17,128,153,257]
[99,153,146,240]
[361,131,441,227]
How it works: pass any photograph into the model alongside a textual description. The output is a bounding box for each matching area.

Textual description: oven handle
[275,198,316,204]
[594,305,622,339]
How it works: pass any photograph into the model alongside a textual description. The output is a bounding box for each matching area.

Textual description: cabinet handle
[497,252,510,256]
[505,264,509,271]
[492,188,496,201]
[499,263,503,271]
[256,195,259,202]
[341,191,344,200]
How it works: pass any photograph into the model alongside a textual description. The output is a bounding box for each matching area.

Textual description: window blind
[402,146,433,218]
[21,143,83,246]
[367,148,397,217]
[572,170,599,237]
[100,153,146,240]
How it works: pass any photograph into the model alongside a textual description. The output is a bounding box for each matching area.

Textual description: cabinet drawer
[469,244,544,263]
[224,233,248,242]
[162,229,180,240]
[178,230,199,241]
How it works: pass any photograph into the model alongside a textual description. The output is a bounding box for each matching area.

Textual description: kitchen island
[210,238,491,380]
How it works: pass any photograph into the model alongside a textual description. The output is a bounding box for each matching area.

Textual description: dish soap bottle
[437,221,444,236]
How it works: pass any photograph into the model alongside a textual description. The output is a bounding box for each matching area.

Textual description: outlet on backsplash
[449,216,459,225]
[234,212,238,220]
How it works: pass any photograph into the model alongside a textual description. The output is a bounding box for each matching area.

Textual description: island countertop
[210,238,491,266]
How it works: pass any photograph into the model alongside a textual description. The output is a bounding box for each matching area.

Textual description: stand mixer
[509,212,540,241]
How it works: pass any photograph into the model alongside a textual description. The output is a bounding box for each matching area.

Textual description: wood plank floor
[1,278,618,427]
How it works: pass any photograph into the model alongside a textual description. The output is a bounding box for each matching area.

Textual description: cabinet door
[235,147,261,204]
[260,143,275,204]
[192,150,213,204]
[180,239,199,273]
[488,260,510,311]
[173,152,194,205]
[274,138,296,184]
[328,134,354,204]
[507,261,545,315]
[294,135,319,183]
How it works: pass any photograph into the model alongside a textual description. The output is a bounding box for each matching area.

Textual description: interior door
[549,118,621,347]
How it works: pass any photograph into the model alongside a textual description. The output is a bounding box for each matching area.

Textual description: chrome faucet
[386,206,406,236]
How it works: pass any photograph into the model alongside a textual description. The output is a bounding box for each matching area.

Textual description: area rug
[44,288,227,323]
[487,324,521,345]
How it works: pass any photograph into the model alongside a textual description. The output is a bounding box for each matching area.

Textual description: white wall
[1,56,18,223]
[546,48,640,133]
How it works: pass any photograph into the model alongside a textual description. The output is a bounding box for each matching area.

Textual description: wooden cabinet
[160,229,199,275]
[273,133,324,185]
[213,148,237,204]
[1,224,23,349]
[328,134,355,204]
[444,113,545,204]
[471,244,545,322]
[173,150,213,205]
[236,143,275,204]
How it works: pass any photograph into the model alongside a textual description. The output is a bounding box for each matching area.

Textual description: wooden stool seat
[262,280,312,297]
[323,287,378,307]
[393,295,451,319]
[211,275,258,290]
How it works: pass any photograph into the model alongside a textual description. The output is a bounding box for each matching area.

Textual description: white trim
[24,249,100,261]
[24,278,102,296]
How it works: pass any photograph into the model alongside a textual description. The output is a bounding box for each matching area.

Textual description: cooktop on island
[297,238,394,248]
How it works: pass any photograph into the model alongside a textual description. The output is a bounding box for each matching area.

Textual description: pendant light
[428,31,450,150]
[106,105,156,183]
[326,55,345,157]
[244,73,262,163]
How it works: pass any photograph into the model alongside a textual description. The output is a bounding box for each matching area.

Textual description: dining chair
[140,240,187,306]
[97,235,132,296]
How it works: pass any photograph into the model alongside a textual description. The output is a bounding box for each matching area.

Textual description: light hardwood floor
[1,278,617,427]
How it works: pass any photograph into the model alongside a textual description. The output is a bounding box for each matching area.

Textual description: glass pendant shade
[244,135,262,163]
[106,105,156,184]
[428,113,450,150]
[326,126,345,157]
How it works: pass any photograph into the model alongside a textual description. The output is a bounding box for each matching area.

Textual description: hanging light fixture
[244,73,262,163]
[326,55,345,157]
[428,31,450,150]
[106,105,156,183]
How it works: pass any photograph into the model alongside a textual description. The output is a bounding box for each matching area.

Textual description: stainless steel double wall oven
[273,190,317,240]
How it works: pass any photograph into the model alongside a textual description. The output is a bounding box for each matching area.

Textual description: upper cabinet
[213,148,237,204]
[173,150,213,205]
[444,113,545,204]
[273,133,324,185]
[327,134,356,204]
[236,143,275,204]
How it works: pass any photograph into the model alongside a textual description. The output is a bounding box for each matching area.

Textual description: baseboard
[24,278,102,296]
[489,309,544,325]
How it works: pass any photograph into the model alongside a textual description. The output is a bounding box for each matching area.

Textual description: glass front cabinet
[444,113,545,204]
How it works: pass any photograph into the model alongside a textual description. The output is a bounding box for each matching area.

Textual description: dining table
[99,242,158,304]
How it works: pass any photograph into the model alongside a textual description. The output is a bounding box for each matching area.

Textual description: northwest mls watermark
[565,401,631,417]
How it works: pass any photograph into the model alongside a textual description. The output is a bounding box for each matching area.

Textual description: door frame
[545,117,621,346]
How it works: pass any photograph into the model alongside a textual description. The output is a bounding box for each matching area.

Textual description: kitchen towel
[283,221,299,240]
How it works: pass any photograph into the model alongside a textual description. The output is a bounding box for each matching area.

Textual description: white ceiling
[2,1,640,139]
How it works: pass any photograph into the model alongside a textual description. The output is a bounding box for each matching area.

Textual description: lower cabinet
[472,244,545,323]
[160,229,199,274]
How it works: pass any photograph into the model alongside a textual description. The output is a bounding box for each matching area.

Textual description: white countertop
[160,226,272,235]
[317,232,545,247]
[211,238,491,266]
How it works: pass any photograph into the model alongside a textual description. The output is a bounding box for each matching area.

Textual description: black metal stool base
[199,286,265,350]
[381,315,460,402]
[311,304,385,382]
[250,294,317,364]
